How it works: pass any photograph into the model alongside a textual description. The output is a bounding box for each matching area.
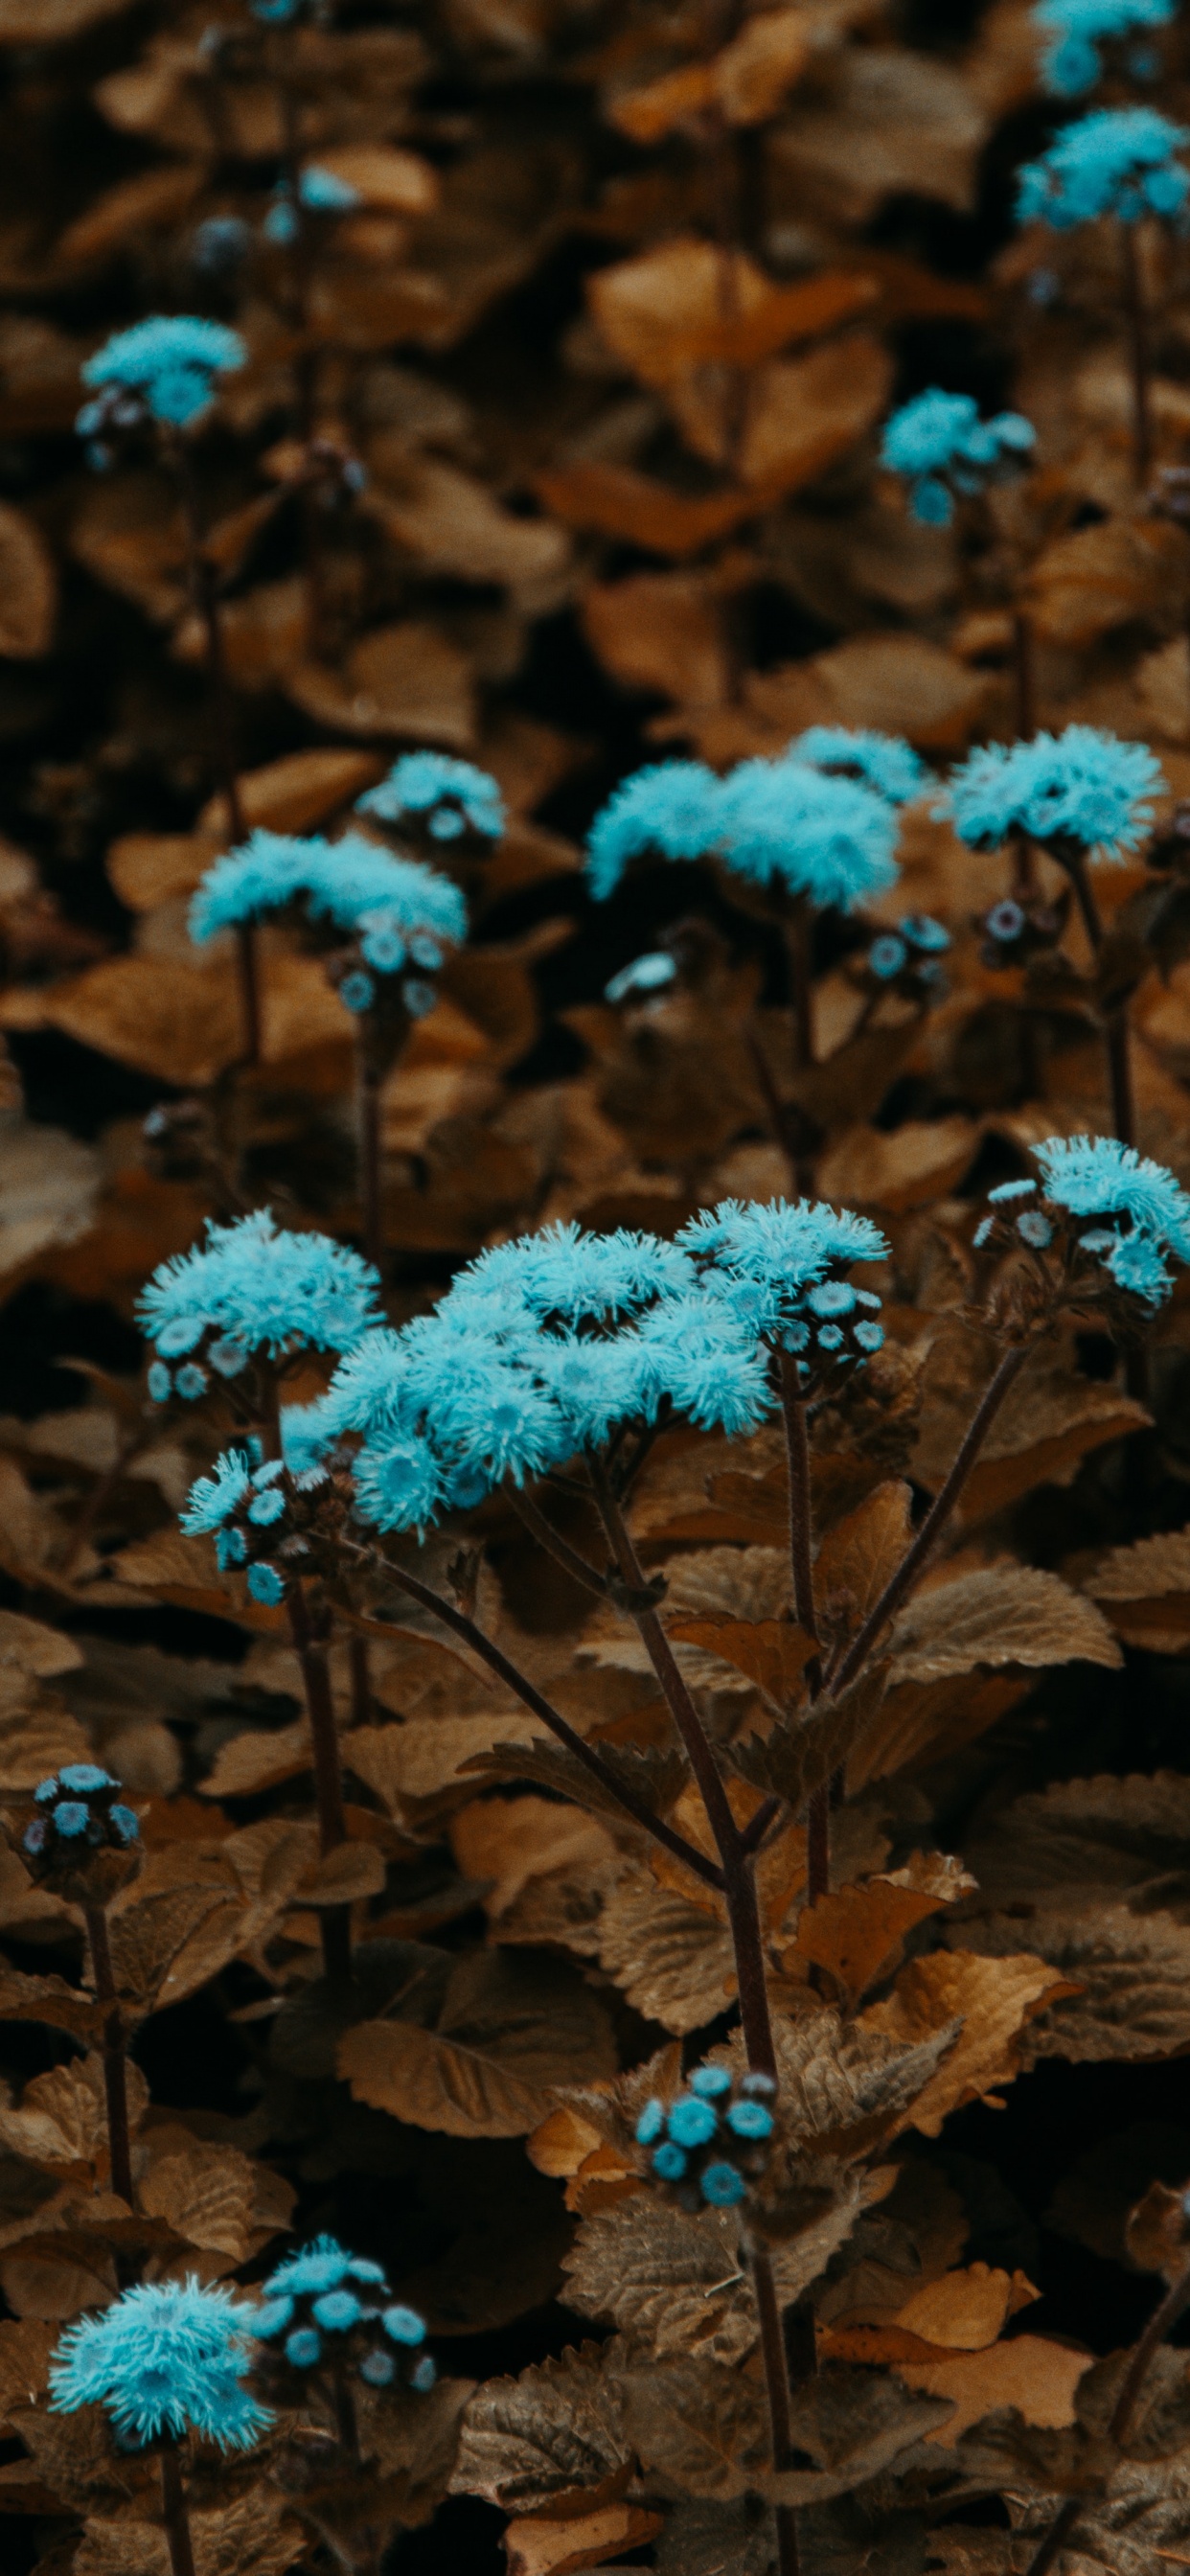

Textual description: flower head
[357,752,504,843]
[605,952,678,1004]
[79,316,245,430]
[1017,105,1189,227]
[791,727,926,806]
[585,763,724,901]
[50,2278,270,2450]
[946,726,1164,863]
[190,828,467,959]
[1035,1133,1190,1254]
[1034,0,1175,97]
[975,1136,1190,1308]
[881,390,1036,525]
[716,758,900,912]
[138,1209,382,1368]
[299,165,360,211]
[677,1197,888,1358]
[250,2237,433,2397]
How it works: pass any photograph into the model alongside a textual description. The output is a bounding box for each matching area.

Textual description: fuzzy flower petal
[881,390,1035,520]
[585,762,724,900]
[80,316,245,428]
[49,2278,270,2450]
[190,828,468,954]
[139,1209,382,1363]
[1035,0,1175,97]
[716,758,900,911]
[790,726,927,807]
[946,726,1164,862]
[357,752,504,840]
[1018,104,1189,226]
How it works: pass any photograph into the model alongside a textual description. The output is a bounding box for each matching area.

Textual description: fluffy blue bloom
[1035,0,1175,97]
[1035,1134,1190,1253]
[791,727,926,806]
[190,828,467,956]
[139,1209,382,1365]
[312,2289,361,2331]
[383,2305,427,2347]
[881,390,1036,526]
[700,2161,746,2207]
[247,1563,285,1604]
[299,165,360,212]
[726,2098,774,2139]
[357,752,504,842]
[677,1198,887,1342]
[49,2279,269,2450]
[628,1298,772,1437]
[80,316,245,429]
[716,758,900,912]
[605,952,678,1004]
[180,1449,253,1534]
[1018,105,1190,226]
[586,763,724,900]
[946,726,1164,862]
[667,2095,719,2150]
[446,1224,694,1329]
[265,2236,369,2297]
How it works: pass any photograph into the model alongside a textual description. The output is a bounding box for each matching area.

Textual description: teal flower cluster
[1034,0,1175,97]
[79,317,245,433]
[138,1209,381,1388]
[974,1135,1190,1304]
[251,2235,434,2393]
[881,389,1036,526]
[181,1443,328,1604]
[1018,105,1189,226]
[50,2279,270,2450]
[605,951,678,1004]
[357,752,505,844]
[586,742,908,912]
[946,725,1164,863]
[22,1764,138,1864]
[636,2062,777,2208]
[791,726,926,806]
[190,830,467,1023]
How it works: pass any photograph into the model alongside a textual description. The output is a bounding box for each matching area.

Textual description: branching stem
[159,2440,197,2576]
[1024,2254,1190,2576]
[778,1357,828,1902]
[286,1578,352,1982]
[169,436,259,1067]
[507,1486,609,1598]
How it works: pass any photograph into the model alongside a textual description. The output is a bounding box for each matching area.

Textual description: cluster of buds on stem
[972,1138,1190,1333]
[635,2064,777,2210]
[249,2236,435,2397]
[8,1764,141,1902]
[862,913,950,1001]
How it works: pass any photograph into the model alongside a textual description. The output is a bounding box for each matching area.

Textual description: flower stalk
[83,1900,135,2213]
[159,2440,197,2576]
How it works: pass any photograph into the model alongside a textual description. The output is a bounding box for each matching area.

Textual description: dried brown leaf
[889,1564,1122,1683]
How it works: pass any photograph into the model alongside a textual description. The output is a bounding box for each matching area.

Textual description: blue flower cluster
[635,2062,776,2208]
[1018,105,1189,227]
[1034,0,1175,97]
[251,2235,434,2394]
[791,727,927,806]
[585,762,724,901]
[973,1134,1190,1304]
[298,1200,887,1534]
[138,1209,381,1390]
[586,753,903,913]
[357,752,505,844]
[299,165,360,212]
[181,1442,329,1604]
[21,1764,139,1864]
[867,914,950,983]
[190,829,467,1025]
[50,2278,270,2451]
[946,726,1164,862]
[881,390,1036,526]
[79,317,245,433]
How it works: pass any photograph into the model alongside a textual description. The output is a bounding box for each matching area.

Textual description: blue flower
[263,195,300,246]
[175,1364,208,1400]
[139,1208,382,1366]
[869,934,908,979]
[55,1802,88,1838]
[605,952,678,1004]
[80,316,245,430]
[265,2236,356,2297]
[247,1563,285,1604]
[1017,105,1189,226]
[49,2278,270,2451]
[635,2098,665,2142]
[716,758,900,912]
[286,2328,320,2367]
[340,971,375,1014]
[360,2350,395,2384]
[628,1299,772,1437]
[652,2143,687,2181]
[352,1433,446,1533]
[192,216,251,275]
[148,1362,172,1403]
[312,2289,361,2332]
[725,2099,774,2139]
[181,1449,253,1535]
[446,1223,694,1328]
[190,828,468,956]
[700,2161,746,2207]
[1035,0,1175,96]
[58,1764,114,1794]
[585,763,724,901]
[667,2095,720,2150]
[688,2064,731,2099]
[790,727,926,807]
[881,390,1036,525]
[1035,1134,1190,1253]
[677,1198,887,1340]
[902,914,950,953]
[383,2304,427,2347]
[357,752,504,842]
[946,727,1164,863]
[299,165,360,212]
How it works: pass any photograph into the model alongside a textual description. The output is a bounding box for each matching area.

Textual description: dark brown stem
[1122,219,1153,491]
[778,1357,827,1902]
[507,1486,609,1598]
[159,2442,197,2576]
[357,1045,382,1276]
[84,1904,135,2211]
[831,1344,1030,1698]
[1064,849,1134,1149]
[348,1633,373,1729]
[169,437,260,1066]
[1013,610,1036,742]
[745,1024,799,1198]
[1024,2257,1190,2576]
[286,1579,352,1981]
[783,904,816,1195]
[740,1793,781,1855]
[332,2356,361,2459]
[346,1569,724,1891]
[752,2241,802,2576]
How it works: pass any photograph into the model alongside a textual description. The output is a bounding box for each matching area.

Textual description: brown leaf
[1027,517,1190,648]
[138,2141,257,2259]
[339,1950,615,2137]
[449,1796,618,1920]
[666,1615,816,1706]
[804,632,994,751]
[844,1672,1030,1794]
[196,747,382,840]
[897,2334,1089,2448]
[860,1950,1081,2137]
[451,2342,632,2515]
[583,573,728,710]
[200,1720,313,1801]
[589,1868,736,2034]
[504,2504,662,2576]
[0,503,56,657]
[368,458,569,601]
[288,621,475,748]
[58,167,202,265]
[889,1564,1122,1683]
[309,143,439,214]
[0,2054,148,2176]
[562,2190,865,2366]
[815,1482,912,1636]
[345,1714,545,1819]
[588,240,868,386]
[535,460,756,560]
[729,1664,889,1813]
[773,46,988,227]
[786,1877,948,2009]
[1085,1522,1190,1651]
[817,1118,978,1214]
[621,2353,951,2503]
[299,1838,386,1905]
[610,11,812,140]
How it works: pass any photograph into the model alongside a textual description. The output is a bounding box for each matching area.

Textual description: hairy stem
[752,2242,802,2576]
[348,1632,373,1729]
[507,1486,609,1597]
[346,1569,724,1891]
[1122,218,1153,492]
[170,440,259,1066]
[778,1357,827,1902]
[1064,848,1135,1152]
[159,2441,197,2576]
[1024,2255,1190,2576]
[84,1903,135,2212]
[286,1579,352,1982]
[357,1044,382,1276]
[831,1344,1030,1699]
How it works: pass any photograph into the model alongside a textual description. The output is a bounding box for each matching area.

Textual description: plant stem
[831,1343,1030,1699]
[357,1041,383,1276]
[159,2441,197,2576]
[84,1903,135,2211]
[1013,609,1036,742]
[170,438,260,1066]
[348,1632,373,1728]
[347,1569,725,1891]
[507,1486,609,1597]
[286,1578,353,1982]
[752,2241,802,2576]
[1121,219,1153,492]
[1064,849,1135,1151]
[1024,2255,1190,2576]
[778,1357,828,1902]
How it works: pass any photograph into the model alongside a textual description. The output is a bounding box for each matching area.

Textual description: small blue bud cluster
[946,726,1164,866]
[21,1765,139,1867]
[866,913,950,989]
[881,390,1036,527]
[1018,105,1189,228]
[181,1441,331,1605]
[251,2236,435,2395]
[585,737,908,914]
[357,752,505,849]
[973,1135,1190,1307]
[605,951,679,1006]
[1034,0,1175,99]
[76,317,246,463]
[190,829,467,1031]
[635,2064,777,2209]
[138,1209,382,1400]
